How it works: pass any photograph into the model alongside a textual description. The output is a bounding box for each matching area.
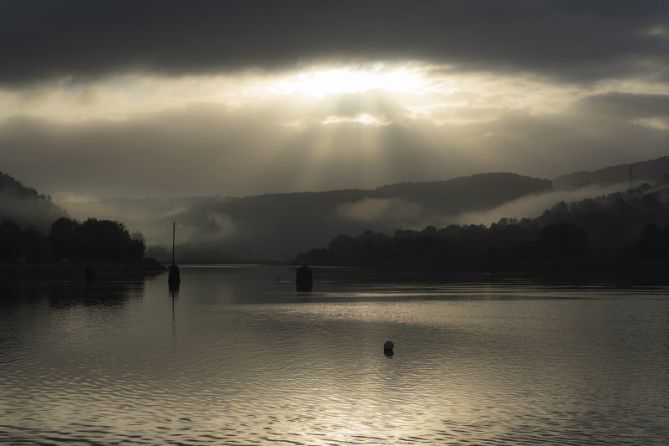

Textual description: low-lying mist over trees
[0,172,64,232]
[4,155,669,265]
[59,156,669,262]
[297,183,669,267]
[64,173,551,261]
[0,172,145,265]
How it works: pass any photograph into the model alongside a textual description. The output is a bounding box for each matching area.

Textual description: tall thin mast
[168,222,180,291]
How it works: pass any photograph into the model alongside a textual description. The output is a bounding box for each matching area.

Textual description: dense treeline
[0,217,145,263]
[296,184,669,267]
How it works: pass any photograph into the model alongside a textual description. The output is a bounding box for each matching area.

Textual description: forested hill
[296,182,669,267]
[0,171,64,232]
[72,172,551,261]
[554,155,669,190]
[373,173,551,212]
[167,172,551,259]
[0,172,149,266]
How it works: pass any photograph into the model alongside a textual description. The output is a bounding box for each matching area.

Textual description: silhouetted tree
[50,217,78,259]
[0,216,146,264]
[73,218,145,260]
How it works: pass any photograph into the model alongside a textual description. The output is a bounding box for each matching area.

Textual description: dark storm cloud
[2,0,668,85]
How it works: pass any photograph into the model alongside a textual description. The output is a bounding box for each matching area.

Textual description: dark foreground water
[1,266,669,445]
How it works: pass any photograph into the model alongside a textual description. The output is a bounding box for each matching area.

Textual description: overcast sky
[1,0,668,199]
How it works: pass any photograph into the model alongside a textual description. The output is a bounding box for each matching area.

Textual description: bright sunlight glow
[322,113,390,126]
[267,65,428,98]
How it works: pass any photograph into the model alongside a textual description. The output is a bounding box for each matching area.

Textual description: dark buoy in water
[384,340,394,357]
[296,265,313,292]
[84,265,95,283]
[168,222,180,291]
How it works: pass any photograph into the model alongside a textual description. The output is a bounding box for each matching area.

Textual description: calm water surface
[1,266,669,445]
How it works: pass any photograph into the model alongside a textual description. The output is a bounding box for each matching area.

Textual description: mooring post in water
[172,221,175,265]
[168,222,181,291]
[296,265,313,292]
[384,340,394,357]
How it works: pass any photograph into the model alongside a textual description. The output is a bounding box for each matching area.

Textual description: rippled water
[1,266,669,445]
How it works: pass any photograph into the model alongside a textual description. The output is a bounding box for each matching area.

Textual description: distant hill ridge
[0,171,64,231]
[0,171,48,198]
[164,172,551,258]
[372,172,550,211]
[553,155,669,190]
[296,181,669,267]
[8,153,669,262]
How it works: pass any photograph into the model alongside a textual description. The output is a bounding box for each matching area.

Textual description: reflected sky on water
[1,266,669,444]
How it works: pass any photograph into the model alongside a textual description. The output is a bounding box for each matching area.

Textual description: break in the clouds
[1,1,669,198]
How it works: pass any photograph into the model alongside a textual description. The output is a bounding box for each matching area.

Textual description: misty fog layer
[457,184,632,226]
[59,174,553,260]
[0,172,64,232]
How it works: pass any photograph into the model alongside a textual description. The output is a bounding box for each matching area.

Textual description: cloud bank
[2,1,668,86]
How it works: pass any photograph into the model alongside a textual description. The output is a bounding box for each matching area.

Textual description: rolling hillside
[554,155,669,189]
[0,171,65,232]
